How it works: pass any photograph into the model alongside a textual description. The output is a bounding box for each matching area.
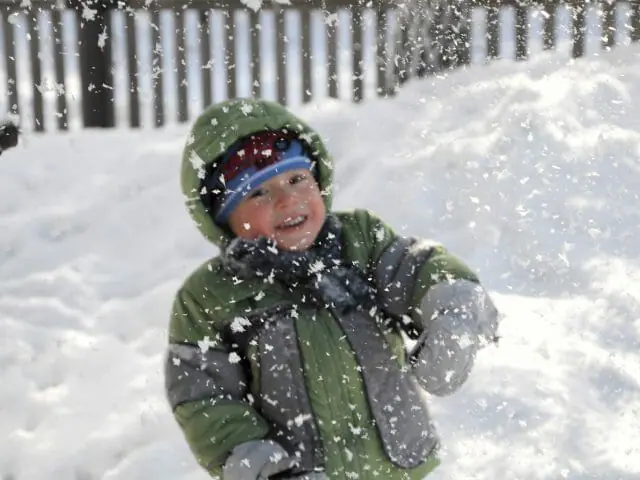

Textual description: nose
[273,183,297,209]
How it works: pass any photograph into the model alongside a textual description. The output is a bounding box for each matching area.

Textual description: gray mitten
[419,279,500,345]
[223,440,299,480]
[411,313,479,396]
[411,279,499,396]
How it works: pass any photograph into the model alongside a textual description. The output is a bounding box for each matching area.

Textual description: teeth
[282,216,305,227]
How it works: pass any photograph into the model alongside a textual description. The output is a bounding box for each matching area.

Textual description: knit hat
[202,130,314,223]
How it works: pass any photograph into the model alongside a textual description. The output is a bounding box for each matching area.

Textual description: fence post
[2,5,19,119]
[450,0,471,66]
[542,0,557,50]
[514,0,529,60]
[601,0,616,50]
[438,0,471,69]
[572,0,586,58]
[67,0,116,128]
[630,0,640,42]
[486,4,500,60]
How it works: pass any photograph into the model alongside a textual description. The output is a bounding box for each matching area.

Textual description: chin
[278,234,316,252]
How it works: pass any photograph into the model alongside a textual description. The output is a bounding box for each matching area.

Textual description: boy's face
[227,168,326,251]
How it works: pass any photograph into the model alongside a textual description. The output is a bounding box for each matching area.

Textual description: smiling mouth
[277,215,308,230]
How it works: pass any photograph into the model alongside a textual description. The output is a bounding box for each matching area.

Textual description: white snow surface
[2,44,640,480]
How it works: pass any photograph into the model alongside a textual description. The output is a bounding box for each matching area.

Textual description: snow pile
[1,43,639,479]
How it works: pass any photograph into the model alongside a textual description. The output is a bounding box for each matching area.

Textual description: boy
[165,99,499,479]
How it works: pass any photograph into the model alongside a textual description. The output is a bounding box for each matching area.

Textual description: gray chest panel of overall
[224,303,438,472]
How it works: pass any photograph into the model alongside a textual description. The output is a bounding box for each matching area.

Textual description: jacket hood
[180,98,334,248]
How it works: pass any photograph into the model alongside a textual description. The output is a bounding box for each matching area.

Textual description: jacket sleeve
[354,209,482,332]
[165,286,270,478]
[353,209,499,396]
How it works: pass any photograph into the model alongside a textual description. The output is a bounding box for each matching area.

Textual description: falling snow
[1,15,640,480]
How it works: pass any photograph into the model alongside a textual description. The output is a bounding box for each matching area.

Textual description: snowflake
[240,102,254,115]
[189,150,206,179]
[324,12,338,26]
[288,413,313,428]
[309,259,325,274]
[298,132,313,144]
[269,450,286,463]
[240,0,263,11]
[197,336,216,353]
[374,225,385,242]
[81,6,97,21]
[344,447,354,462]
[230,316,252,333]
[228,352,241,364]
[97,28,108,49]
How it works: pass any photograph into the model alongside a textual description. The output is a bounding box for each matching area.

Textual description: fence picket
[632,0,640,41]
[542,1,557,50]
[404,6,423,78]
[458,0,472,65]
[415,6,429,77]
[126,10,140,128]
[602,0,616,48]
[275,6,287,105]
[572,1,586,57]
[326,11,338,99]
[2,10,18,118]
[175,9,188,123]
[396,9,410,84]
[152,10,164,127]
[352,7,364,102]
[515,3,528,60]
[486,6,500,59]
[376,7,390,97]
[199,9,213,108]
[224,10,237,101]
[28,11,44,130]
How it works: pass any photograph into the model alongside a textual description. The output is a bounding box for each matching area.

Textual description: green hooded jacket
[166,99,480,479]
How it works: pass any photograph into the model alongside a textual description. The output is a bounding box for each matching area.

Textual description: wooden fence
[0,0,639,132]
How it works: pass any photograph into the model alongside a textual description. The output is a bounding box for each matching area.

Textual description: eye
[289,173,308,185]
[248,187,267,199]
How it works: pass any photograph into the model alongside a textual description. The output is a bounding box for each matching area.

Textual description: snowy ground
[1,42,640,479]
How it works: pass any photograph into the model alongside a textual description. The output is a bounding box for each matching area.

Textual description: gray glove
[418,279,500,345]
[411,279,500,396]
[411,312,479,396]
[222,440,299,480]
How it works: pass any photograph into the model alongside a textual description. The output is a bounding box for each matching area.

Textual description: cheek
[309,190,326,218]
[229,203,273,239]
